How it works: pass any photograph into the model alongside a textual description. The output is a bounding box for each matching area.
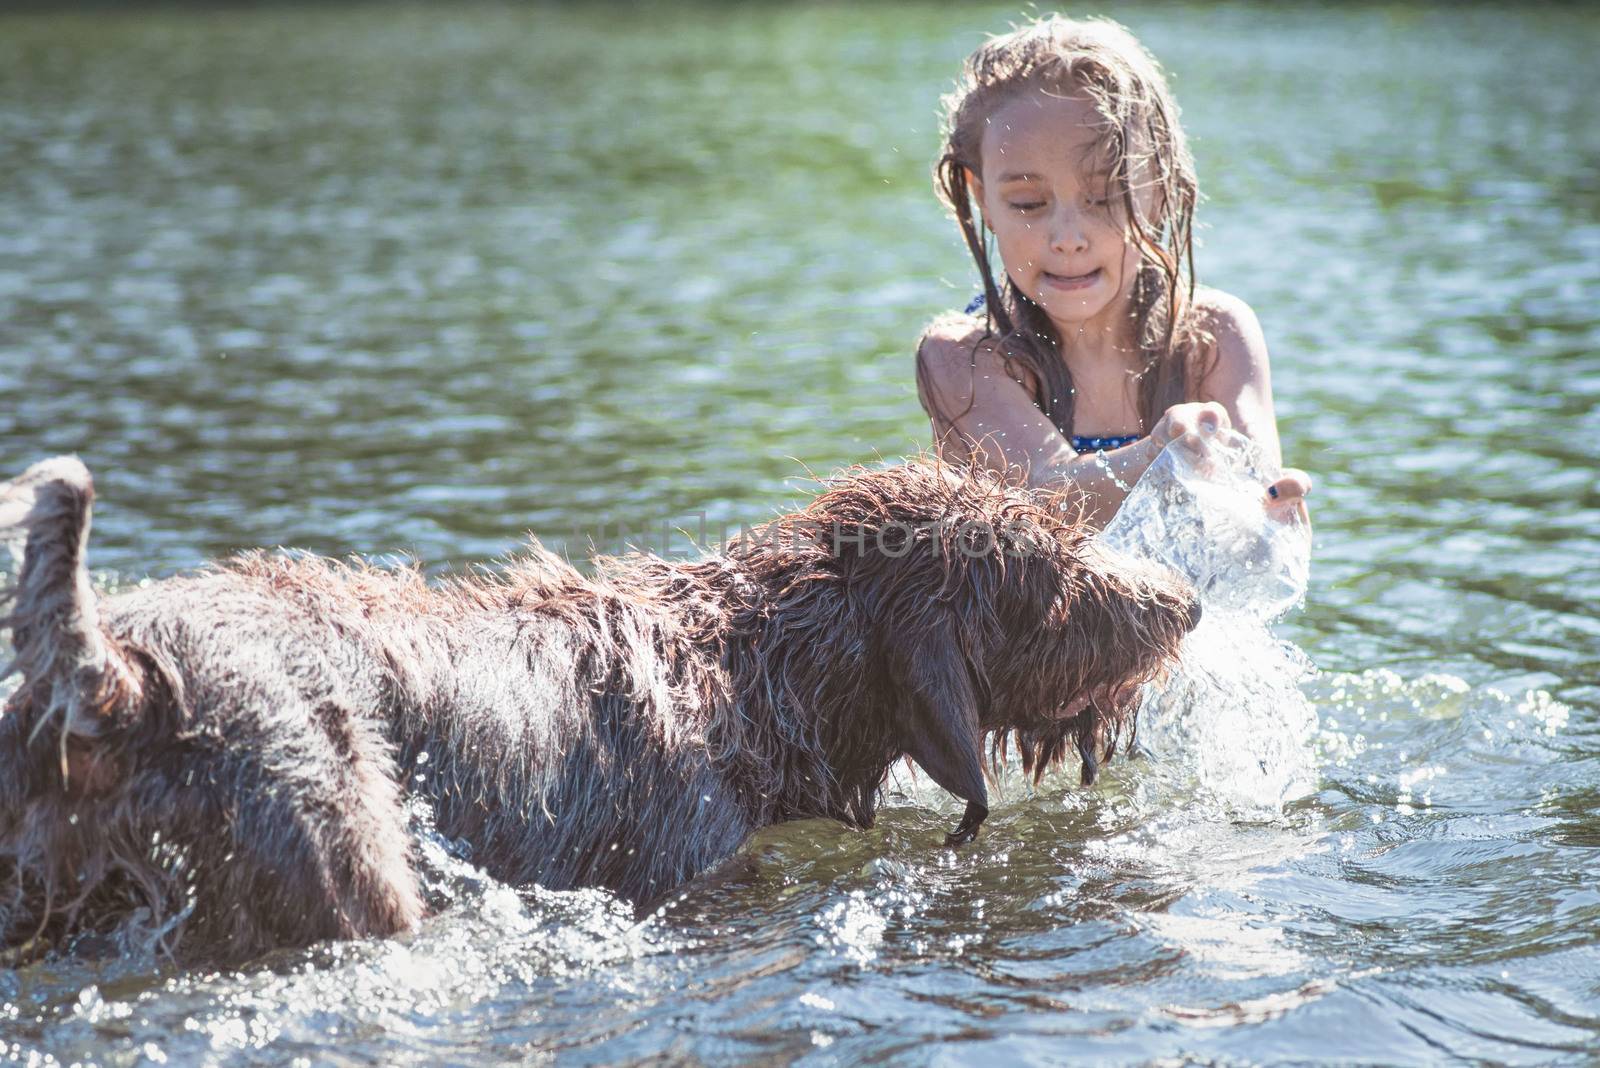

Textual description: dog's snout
[1184,597,1202,632]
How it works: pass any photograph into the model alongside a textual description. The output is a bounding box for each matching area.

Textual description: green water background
[1,3,1598,1063]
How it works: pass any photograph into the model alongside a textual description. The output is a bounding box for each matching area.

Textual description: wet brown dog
[0,456,1197,964]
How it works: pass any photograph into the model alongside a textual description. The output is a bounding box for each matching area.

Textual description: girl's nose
[1050,206,1090,253]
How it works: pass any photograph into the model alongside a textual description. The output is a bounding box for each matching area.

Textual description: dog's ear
[890,624,989,846]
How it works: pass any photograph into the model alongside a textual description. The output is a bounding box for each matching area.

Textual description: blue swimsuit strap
[960,292,1141,453]
[1070,433,1141,452]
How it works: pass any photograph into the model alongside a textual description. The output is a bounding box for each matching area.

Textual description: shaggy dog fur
[0,455,1197,964]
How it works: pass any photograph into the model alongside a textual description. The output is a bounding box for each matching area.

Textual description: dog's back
[355,561,761,903]
[0,459,759,960]
[0,460,424,961]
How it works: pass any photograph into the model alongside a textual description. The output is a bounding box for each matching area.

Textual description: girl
[915,15,1311,528]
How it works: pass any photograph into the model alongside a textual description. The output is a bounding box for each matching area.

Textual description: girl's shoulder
[914,311,1042,399]
[915,310,990,366]
[1192,286,1264,337]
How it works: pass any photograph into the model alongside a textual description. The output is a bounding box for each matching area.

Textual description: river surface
[1,2,1598,1064]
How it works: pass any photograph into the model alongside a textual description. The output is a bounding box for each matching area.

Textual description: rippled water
[2,3,1597,1064]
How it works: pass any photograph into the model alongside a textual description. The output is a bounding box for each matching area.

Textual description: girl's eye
[1009,201,1045,213]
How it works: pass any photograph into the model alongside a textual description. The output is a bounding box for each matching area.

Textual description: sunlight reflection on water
[1,1,1596,1063]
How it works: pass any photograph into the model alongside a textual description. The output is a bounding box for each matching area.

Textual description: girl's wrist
[1104,436,1161,479]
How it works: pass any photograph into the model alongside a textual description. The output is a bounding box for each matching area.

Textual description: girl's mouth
[1043,268,1101,291]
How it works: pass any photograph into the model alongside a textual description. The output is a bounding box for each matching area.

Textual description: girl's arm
[1194,290,1282,467]
[1193,291,1312,523]
[915,320,1226,527]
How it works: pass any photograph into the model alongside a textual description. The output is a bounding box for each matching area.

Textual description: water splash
[1099,431,1318,813]
[1100,430,1308,624]
[13,794,684,1066]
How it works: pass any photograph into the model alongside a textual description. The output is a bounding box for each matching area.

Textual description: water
[1101,433,1320,813]
[2,2,1598,1063]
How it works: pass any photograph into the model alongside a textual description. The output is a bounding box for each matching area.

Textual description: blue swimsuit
[960,292,1142,454]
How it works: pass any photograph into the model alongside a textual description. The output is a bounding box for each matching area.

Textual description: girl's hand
[1148,402,1236,476]
[1153,402,1312,533]
[1148,401,1232,450]
[1267,467,1313,533]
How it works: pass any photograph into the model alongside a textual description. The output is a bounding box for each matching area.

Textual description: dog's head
[799,459,1200,843]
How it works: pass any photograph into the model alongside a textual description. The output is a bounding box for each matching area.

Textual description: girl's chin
[1034,291,1110,324]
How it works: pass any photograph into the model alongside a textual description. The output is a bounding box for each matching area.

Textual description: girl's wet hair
[931,14,1209,437]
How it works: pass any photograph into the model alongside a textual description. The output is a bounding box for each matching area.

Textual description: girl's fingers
[1174,404,1227,439]
[1266,469,1313,501]
[1265,471,1313,534]
[1173,432,1209,464]
[1155,403,1230,449]
[1195,402,1229,434]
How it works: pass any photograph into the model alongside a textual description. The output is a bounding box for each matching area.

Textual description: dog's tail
[1,456,136,772]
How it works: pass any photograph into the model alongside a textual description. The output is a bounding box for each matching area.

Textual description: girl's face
[972,89,1146,338]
